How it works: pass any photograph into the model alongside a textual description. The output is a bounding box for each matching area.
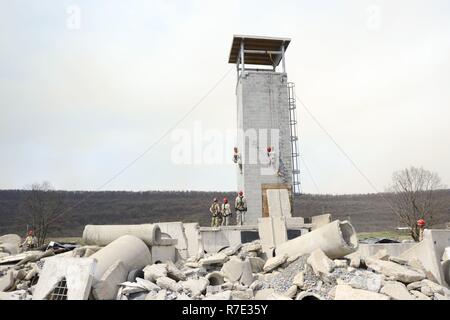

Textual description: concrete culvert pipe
[296,292,324,300]
[90,235,152,280]
[275,220,358,259]
[206,272,225,286]
[82,224,161,247]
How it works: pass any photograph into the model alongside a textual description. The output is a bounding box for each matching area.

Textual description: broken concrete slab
[410,290,431,300]
[400,229,450,287]
[181,278,209,296]
[276,220,358,259]
[166,260,186,281]
[293,271,304,288]
[143,263,167,282]
[254,288,275,300]
[307,248,335,277]
[200,252,229,266]
[380,281,415,300]
[263,254,287,272]
[248,256,265,273]
[83,224,161,246]
[156,276,182,292]
[334,284,390,300]
[231,289,254,300]
[204,290,231,300]
[266,188,291,218]
[258,217,288,256]
[33,257,96,300]
[92,260,128,300]
[365,257,426,283]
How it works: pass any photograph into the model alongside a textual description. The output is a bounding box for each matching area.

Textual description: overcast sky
[1,0,449,194]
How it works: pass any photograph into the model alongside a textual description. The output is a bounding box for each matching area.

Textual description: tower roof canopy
[228,35,291,66]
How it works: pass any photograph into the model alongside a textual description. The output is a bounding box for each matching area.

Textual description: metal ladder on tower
[287,82,301,194]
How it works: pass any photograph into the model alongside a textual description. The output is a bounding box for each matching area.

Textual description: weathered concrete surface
[400,229,450,287]
[83,224,161,246]
[380,281,415,300]
[201,253,229,266]
[258,217,287,256]
[33,257,96,300]
[334,284,390,300]
[157,222,189,259]
[346,243,416,261]
[365,257,426,283]
[266,189,291,218]
[307,249,335,276]
[181,278,209,296]
[151,245,176,264]
[184,223,203,258]
[143,263,167,282]
[263,254,287,272]
[276,220,358,259]
[311,214,332,230]
[0,250,43,265]
[200,227,243,254]
[92,260,128,300]
[90,235,152,280]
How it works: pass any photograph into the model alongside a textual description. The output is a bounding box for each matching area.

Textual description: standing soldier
[221,197,232,226]
[233,147,243,174]
[417,219,426,241]
[209,198,221,228]
[234,191,247,226]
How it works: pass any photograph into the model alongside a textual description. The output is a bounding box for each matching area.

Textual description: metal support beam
[243,49,283,55]
[240,40,245,74]
[281,42,286,73]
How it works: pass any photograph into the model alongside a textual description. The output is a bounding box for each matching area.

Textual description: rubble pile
[1,231,450,301]
[0,222,450,300]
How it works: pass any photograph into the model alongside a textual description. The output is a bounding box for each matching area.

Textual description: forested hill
[1,190,449,237]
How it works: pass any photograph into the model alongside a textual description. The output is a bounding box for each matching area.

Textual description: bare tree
[20,181,65,246]
[388,167,446,241]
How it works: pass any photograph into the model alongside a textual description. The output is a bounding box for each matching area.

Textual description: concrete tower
[228,35,299,226]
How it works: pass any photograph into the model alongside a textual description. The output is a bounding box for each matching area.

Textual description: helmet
[238,191,243,196]
[213,198,218,202]
[267,147,272,152]
[223,197,228,203]
[417,219,426,227]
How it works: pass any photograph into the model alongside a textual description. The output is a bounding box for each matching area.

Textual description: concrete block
[380,281,415,300]
[151,245,176,264]
[334,284,390,300]
[307,248,335,276]
[157,222,189,259]
[201,228,242,254]
[33,257,96,300]
[267,189,291,217]
[258,217,287,255]
[181,278,209,296]
[400,229,450,287]
[365,257,425,283]
[184,223,203,258]
[143,263,167,282]
[311,214,332,230]
[92,260,128,300]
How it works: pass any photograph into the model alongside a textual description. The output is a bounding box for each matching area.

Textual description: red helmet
[223,197,228,203]
[417,219,426,227]
[238,191,243,196]
[267,147,272,152]
[28,230,34,236]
